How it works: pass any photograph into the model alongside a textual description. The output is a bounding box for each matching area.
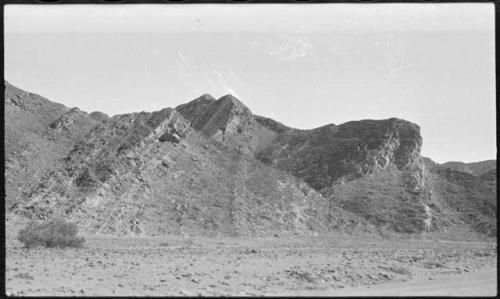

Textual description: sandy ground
[5,231,497,297]
[274,267,497,296]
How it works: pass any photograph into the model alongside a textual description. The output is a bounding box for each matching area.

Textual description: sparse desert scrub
[17,217,85,248]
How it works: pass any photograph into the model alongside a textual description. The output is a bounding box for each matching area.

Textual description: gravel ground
[5,233,497,296]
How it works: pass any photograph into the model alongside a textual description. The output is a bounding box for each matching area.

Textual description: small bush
[75,167,99,191]
[17,217,85,248]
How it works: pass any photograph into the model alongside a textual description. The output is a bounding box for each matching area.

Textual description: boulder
[159,132,181,143]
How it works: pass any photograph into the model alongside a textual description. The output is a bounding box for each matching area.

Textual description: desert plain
[5,219,497,297]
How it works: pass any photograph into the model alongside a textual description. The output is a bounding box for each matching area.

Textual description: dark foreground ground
[5,228,497,296]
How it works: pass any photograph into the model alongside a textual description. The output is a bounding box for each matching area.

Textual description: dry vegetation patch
[17,217,85,248]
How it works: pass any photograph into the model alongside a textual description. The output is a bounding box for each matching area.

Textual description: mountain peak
[198,93,216,101]
[179,93,217,108]
[176,92,253,138]
[219,93,237,101]
[217,94,248,109]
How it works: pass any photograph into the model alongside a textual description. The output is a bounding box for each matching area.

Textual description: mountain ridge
[4,81,496,238]
[438,160,496,176]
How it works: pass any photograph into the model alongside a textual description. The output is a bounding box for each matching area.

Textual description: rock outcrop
[249,118,429,233]
[176,94,264,155]
[255,118,425,191]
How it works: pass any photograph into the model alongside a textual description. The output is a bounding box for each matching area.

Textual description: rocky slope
[4,82,496,238]
[439,160,496,176]
[176,94,496,236]
[479,169,497,190]
[6,82,372,237]
[412,158,497,236]
[424,166,497,237]
[4,81,102,209]
[175,94,282,155]
[248,118,430,234]
[178,97,431,233]
[255,119,424,189]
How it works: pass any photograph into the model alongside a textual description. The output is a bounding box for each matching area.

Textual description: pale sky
[4,4,496,163]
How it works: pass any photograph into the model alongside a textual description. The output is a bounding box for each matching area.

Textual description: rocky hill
[4,82,496,238]
[479,169,497,190]
[4,81,101,209]
[5,82,372,237]
[439,160,496,176]
[425,166,497,237]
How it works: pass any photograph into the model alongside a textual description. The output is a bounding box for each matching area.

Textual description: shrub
[75,167,99,191]
[17,217,85,248]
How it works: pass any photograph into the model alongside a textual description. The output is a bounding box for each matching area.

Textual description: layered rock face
[176,94,278,155]
[425,164,497,237]
[254,118,425,191]
[177,94,252,138]
[176,95,495,236]
[249,118,430,233]
[6,83,371,236]
[4,82,496,238]
[4,81,99,209]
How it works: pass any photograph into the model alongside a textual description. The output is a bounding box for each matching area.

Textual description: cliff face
[250,118,429,234]
[255,118,425,192]
[5,82,496,238]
